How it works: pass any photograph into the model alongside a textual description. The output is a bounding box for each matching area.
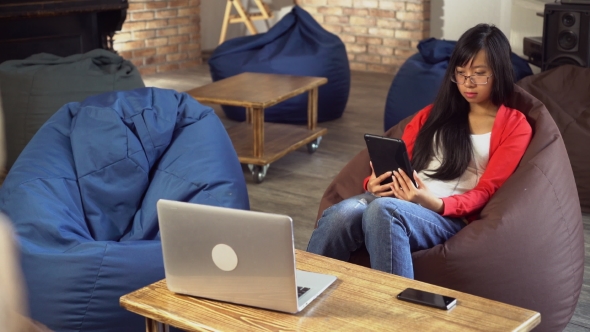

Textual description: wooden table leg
[252,107,264,158]
[307,87,318,130]
[246,107,253,124]
[145,318,169,332]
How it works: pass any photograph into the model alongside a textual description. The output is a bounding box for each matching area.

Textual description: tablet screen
[364,134,415,187]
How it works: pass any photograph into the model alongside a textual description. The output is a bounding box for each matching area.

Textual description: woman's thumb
[413,170,423,189]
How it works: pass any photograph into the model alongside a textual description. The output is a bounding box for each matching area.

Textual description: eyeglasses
[451,72,493,85]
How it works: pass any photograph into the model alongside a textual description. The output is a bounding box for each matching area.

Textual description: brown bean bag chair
[315,85,584,332]
[517,64,590,213]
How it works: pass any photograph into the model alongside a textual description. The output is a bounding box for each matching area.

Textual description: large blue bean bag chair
[209,5,350,124]
[0,88,250,332]
[383,38,534,131]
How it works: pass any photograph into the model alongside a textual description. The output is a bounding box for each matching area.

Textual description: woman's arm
[363,105,433,192]
[441,111,532,218]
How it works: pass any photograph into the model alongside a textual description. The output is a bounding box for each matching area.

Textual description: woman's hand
[391,169,444,213]
[367,162,395,197]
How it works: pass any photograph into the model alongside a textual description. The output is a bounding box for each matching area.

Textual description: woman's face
[454,49,494,107]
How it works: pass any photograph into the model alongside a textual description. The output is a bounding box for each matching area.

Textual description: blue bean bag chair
[0,88,250,332]
[383,38,534,131]
[209,5,350,124]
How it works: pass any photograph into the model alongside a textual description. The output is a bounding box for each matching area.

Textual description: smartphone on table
[364,133,416,187]
[397,288,457,310]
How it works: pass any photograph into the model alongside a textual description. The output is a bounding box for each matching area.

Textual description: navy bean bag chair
[383,38,534,131]
[209,5,350,124]
[0,88,250,332]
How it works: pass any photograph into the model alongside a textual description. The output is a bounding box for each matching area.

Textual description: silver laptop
[156,199,337,313]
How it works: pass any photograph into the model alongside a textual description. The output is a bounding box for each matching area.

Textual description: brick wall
[297,0,430,74]
[113,0,202,76]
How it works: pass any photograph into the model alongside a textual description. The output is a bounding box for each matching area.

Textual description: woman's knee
[364,198,401,218]
[317,195,372,231]
[363,198,407,230]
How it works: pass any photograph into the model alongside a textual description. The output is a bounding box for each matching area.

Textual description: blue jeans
[307,193,466,279]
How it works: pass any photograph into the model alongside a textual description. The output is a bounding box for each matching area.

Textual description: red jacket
[364,104,532,221]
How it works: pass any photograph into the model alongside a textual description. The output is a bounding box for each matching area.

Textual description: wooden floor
[143,64,590,331]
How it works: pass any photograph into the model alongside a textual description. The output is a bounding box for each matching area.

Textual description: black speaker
[542,3,590,71]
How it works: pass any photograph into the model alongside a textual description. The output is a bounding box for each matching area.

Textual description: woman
[307,24,533,279]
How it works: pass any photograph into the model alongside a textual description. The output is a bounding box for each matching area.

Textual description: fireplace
[0,0,128,63]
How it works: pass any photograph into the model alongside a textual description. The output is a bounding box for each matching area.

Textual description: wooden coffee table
[120,250,541,332]
[186,72,328,183]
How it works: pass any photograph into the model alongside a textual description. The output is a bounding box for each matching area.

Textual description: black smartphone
[397,288,457,310]
[364,134,415,187]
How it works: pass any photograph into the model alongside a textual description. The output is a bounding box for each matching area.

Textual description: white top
[417,133,491,198]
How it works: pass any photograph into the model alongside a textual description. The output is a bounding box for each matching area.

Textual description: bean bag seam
[90,104,209,150]
[530,161,577,309]
[3,177,77,196]
[77,154,148,181]
[154,167,221,204]
[73,103,151,178]
[77,243,108,331]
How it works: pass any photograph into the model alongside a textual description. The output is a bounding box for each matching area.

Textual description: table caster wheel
[307,136,322,154]
[248,164,269,183]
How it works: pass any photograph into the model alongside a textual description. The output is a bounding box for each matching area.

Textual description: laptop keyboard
[297,286,310,298]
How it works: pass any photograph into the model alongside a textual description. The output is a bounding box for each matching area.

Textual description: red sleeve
[363,105,433,191]
[362,176,370,191]
[441,109,532,218]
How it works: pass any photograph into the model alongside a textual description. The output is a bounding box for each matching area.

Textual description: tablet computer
[364,133,416,187]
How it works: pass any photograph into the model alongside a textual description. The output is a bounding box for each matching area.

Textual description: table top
[186,72,328,108]
[120,250,541,332]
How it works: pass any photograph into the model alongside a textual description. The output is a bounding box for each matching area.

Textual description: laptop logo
[211,244,238,271]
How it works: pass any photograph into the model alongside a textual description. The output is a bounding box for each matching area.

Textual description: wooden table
[186,72,328,183]
[120,250,541,332]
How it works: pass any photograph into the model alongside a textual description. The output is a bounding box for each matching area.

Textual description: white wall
[509,0,552,57]
[430,0,513,41]
[201,0,293,52]
[431,0,553,57]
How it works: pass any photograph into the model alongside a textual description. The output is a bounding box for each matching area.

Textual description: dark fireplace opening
[0,0,129,63]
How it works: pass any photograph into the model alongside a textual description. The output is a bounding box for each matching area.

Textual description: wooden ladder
[219,0,273,45]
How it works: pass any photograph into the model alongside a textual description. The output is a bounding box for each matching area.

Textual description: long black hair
[411,24,515,180]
